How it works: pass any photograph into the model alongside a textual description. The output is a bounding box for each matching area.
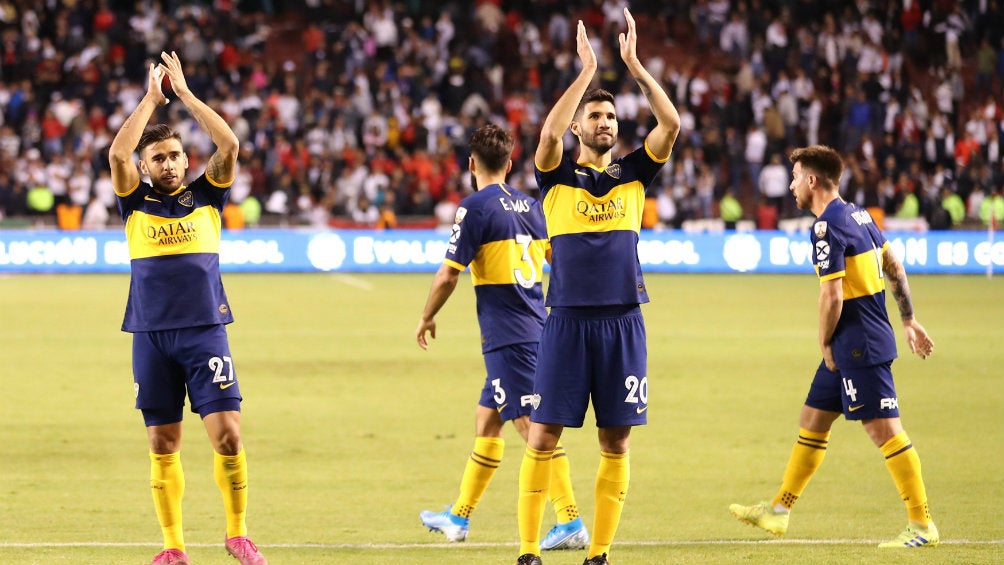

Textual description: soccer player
[415,124,589,551]
[515,9,681,565]
[107,52,267,565]
[729,144,939,548]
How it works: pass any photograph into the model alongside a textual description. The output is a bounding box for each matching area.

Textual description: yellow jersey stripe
[536,158,561,173]
[543,182,644,238]
[205,172,233,188]
[470,239,547,286]
[842,250,886,299]
[126,207,222,259]
[644,139,671,163]
[117,179,141,197]
[818,269,845,281]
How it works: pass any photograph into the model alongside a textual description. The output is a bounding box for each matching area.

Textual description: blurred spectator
[718,189,743,229]
[954,130,982,168]
[756,195,778,230]
[694,162,716,219]
[758,153,789,219]
[893,173,920,219]
[222,201,246,230]
[54,199,81,230]
[720,10,749,60]
[655,183,678,229]
[937,186,966,228]
[352,194,379,225]
[980,186,1004,228]
[377,195,398,230]
[642,192,659,229]
[744,124,767,192]
[434,187,460,229]
[967,184,987,221]
[81,194,110,230]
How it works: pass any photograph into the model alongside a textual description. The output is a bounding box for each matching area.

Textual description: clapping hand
[147,62,168,106]
[157,51,192,99]
[618,7,639,66]
[576,20,597,70]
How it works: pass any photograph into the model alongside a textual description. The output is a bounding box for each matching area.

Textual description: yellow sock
[518,446,552,555]
[881,431,932,526]
[150,451,185,551]
[771,427,830,510]
[451,436,504,518]
[548,443,580,523]
[589,450,629,559]
[214,448,248,538]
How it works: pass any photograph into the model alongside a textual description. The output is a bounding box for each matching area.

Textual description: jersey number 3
[513,233,537,289]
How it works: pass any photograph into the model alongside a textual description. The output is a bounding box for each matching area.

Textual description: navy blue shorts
[133,324,242,425]
[804,360,900,420]
[531,305,647,428]
[479,342,538,422]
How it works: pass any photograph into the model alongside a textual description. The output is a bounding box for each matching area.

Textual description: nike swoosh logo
[848,404,865,412]
[636,406,648,414]
[574,169,590,176]
[144,195,160,202]
[219,382,236,390]
[497,404,507,413]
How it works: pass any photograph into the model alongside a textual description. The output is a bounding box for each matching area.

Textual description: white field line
[330,273,374,290]
[1,539,1001,549]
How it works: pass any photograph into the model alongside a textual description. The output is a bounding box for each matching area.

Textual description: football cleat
[878,523,940,548]
[540,517,589,550]
[516,553,543,565]
[150,548,189,565]
[225,535,268,565]
[420,506,470,542]
[582,552,609,565]
[729,501,789,536]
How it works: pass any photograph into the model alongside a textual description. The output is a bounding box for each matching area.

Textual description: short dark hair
[137,124,183,156]
[574,88,616,120]
[789,145,843,187]
[469,124,514,173]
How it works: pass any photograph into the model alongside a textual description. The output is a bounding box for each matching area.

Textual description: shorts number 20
[624,375,648,404]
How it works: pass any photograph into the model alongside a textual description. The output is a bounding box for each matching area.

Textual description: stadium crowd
[0,0,1002,231]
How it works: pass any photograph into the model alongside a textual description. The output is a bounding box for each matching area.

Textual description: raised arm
[534,20,597,171]
[882,246,934,359]
[618,7,680,160]
[158,51,239,184]
[107,63,167,196]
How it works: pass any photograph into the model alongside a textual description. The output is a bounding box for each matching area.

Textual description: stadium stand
[0,0,1001,231]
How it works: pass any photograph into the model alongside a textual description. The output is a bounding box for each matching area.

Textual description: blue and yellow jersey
[117,174,233,332]
[812,199,897,368]
[536,144,667,307]
[444,183,548,353]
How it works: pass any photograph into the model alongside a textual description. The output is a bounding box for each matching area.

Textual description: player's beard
[470,172,479,191]
[150,172,183,193]
[581,130,616,155]
[792,187,808,211]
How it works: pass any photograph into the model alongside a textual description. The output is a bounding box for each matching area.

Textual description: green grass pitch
[0,272,1001,564]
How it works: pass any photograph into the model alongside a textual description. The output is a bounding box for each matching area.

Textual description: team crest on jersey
[178,190,194,207]
[815,240,830,261]
[219,304,229,315]
[813,221,827,238]
[455,206,467,224]
[605,164,622,179]
[530,393,541,410]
